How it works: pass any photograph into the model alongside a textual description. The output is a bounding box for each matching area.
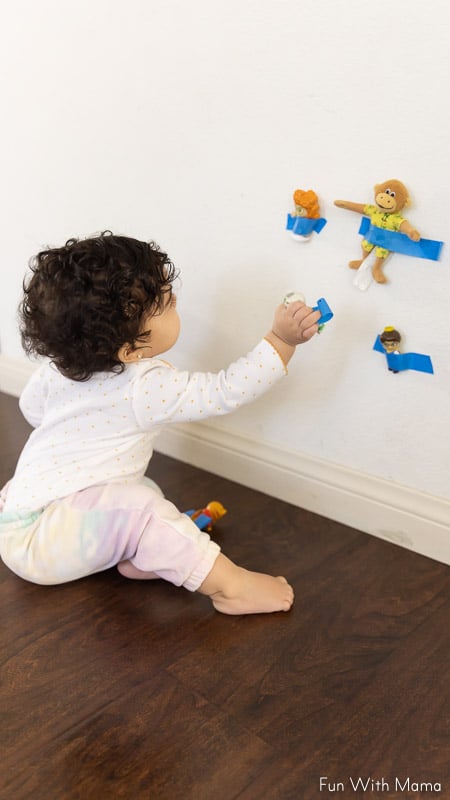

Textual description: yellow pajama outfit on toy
[362,204,406,259]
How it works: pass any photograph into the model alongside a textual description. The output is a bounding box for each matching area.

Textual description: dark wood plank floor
[1,389,449,800]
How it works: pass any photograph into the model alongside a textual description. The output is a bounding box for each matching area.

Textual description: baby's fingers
[297,309,321,340]
[296,307,321,328]
[301,321,320,341]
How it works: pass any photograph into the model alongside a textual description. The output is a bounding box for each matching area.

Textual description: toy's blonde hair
[206,502,227,522]
[293,189,321,219]
[380,326,401,344]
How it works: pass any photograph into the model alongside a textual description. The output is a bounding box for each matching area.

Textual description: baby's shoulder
[128,357,177,385]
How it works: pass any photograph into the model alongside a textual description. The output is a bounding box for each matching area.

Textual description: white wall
[1,1,449,552]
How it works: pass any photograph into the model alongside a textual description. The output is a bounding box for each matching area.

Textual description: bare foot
[117,560,159,580]
[349,259,363,270]
[210,571,294,615]
[198,554,294,615]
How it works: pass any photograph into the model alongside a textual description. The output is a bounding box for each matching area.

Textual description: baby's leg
[114,489,294,613]
[1,482,219,587]
[115,475,165,578]
[198,553,294,615]
[117,561,159,580]
[2,481,293,615]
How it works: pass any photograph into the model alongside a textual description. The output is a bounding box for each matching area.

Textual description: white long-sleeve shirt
[4,338,287,513]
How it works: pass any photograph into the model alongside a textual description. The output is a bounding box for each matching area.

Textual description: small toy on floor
[185,502,227,532]
[286,189,327,241]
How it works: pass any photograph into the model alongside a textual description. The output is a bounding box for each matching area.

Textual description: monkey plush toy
[334,180,420,284]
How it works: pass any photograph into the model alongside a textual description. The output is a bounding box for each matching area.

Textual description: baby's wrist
[268,329,297,348]
[264,331,296,369]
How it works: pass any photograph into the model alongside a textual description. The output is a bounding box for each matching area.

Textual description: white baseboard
[1,354,449,565]
[155,423,450,565]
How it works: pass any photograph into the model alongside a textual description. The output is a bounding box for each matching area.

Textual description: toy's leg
[349,242,372,270]
[372,256,388,283]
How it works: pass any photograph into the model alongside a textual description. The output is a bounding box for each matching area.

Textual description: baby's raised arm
[132,300,321,428]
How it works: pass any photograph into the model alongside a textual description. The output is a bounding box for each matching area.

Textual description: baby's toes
[280,579,294,611]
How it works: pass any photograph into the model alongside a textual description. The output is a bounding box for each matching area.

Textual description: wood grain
[1,391,449,799]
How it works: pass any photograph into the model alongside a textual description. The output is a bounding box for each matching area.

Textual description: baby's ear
[117,343,134,363]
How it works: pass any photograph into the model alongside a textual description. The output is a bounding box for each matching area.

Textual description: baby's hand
[271,300,320,346]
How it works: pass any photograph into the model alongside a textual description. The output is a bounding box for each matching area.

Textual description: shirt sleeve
[19,364,48,428]
[131,338,287,429]
[392,213,406,231]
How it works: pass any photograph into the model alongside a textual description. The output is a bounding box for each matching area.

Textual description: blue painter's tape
[373,336,386,354]
[184,510,211,530]
[359,217,443,261]
[373,336,434,373]
[312,298,333,325]
[389,352,434,373]
[286,214,327,235]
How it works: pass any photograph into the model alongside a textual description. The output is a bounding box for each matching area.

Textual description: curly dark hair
[19,232,178,381]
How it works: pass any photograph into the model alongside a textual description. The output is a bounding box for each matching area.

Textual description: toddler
[0,233,320,614]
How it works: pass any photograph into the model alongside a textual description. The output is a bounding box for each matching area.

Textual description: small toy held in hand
[185,502,227,532]
[335,180,443,286]
[286,189,327,242]
[374,326,433,374]
[283,292,333,332]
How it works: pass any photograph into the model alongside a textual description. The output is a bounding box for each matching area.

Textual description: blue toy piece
[185,509,214,531]
[359,217,443,261]
[286,214,327,237]
[312,298,333,326]
[283,292,333,333]
[184,502,227,532]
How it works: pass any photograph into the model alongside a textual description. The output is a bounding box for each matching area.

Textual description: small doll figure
[379,326,402,373]
[335,180,420,284]
[185,501,227,532]
[286,189,327,241]
[373,326,434,374]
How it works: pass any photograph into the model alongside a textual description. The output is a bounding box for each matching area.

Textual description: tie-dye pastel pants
[0,480,220,590]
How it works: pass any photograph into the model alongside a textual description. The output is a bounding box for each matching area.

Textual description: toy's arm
[334,200,366,214]
[399,219,420,241]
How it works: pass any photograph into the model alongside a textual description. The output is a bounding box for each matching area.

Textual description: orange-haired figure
[293,189,321,219]
[185,502,227,532]
[287,189,327,241]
